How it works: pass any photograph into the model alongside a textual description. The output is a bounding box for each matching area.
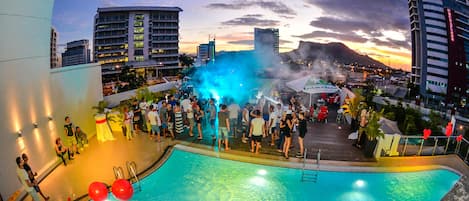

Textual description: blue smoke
[191,51,265,104]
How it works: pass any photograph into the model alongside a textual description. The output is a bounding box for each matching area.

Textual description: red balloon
[456,135,463,142]
[423,129,431,140]
[88,182,108,201]
[112,179,134,200]
[445,123,453,137]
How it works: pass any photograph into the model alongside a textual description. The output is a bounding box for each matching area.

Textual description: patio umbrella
[286,75,340,106]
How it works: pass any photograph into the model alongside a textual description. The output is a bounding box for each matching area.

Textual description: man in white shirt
[268,105,279,146]
[227,100,241,138]
[249,110,266,154]
[16,157,40,201]
[147,105,162,142]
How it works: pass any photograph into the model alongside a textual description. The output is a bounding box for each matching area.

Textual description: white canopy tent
[286,75,340,107]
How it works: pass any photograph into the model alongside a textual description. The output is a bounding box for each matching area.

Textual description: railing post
[465,148,469,162]
[432,137,438,156]
[455,141,461,154]
[402,138,408,156]
[417,139,424,156]
[317,149,321,169]
[444,137,451,154]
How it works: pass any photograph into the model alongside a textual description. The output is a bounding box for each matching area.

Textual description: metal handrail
[395,135,469,165]
[113,166,124,180]
[126,161,141,191]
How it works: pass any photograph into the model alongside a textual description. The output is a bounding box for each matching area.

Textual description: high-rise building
[254,28,279,55]
[50,27,59,68]
[93,6,182,82]
[61,39,91,67]
[409,0,469,106]
[196,38,215,65]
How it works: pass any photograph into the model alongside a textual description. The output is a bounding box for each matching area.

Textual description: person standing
[249,110,265,154]
[139,98,149,132]
[296,112,308,158]
[132,100,142,134]
[227,99,240,138]
[147,105,162,142]
[241,103,251,143]
[282,113,293,159]
[21,154,50,200]
[186,98,195,137]
[122,107,133,141]
[16,157,40,201]
[174,102,184,136]
[159,102,168,138]
[194,104,204,140]
[166,104,175,139]
[217,104,230,150]
[268,105,279,146]
[64,116,78,157]
[207,99,217,138]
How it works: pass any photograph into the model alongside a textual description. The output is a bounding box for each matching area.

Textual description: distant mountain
[281,41,388,68]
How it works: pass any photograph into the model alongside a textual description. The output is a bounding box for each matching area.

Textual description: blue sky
[53,0,411,70]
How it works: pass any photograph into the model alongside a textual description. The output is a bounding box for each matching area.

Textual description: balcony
[151,33,178,37]
[95,19,128,25]
[151,53,179,58]
[95,27,128,32]
[95,41,128,46]
[95,34,127,40]
[151,40,178,43]
[152,26,179,29]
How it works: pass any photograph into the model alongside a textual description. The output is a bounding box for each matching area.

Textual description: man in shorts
[64,116,78,157]
[147,105,162,142]
[217,104,230,150]
[249,110,265,154]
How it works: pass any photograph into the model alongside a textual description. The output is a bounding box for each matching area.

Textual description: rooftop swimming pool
[111,148,460,201]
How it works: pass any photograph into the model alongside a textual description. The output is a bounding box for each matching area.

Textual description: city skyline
[53,0,411,70]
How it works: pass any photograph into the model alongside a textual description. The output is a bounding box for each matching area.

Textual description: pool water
[113,149,460,201]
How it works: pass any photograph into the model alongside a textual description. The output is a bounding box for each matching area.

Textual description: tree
[179,54,194,67]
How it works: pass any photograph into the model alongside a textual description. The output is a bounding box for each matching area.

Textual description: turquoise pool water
[113,149,460,201]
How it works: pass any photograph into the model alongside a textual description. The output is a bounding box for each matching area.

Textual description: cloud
[227,40,253,45]
[279,39,292,45]
[305,0,410,49]
[370,38,411,49]
[207,1,297,16]
[222,15,280,26]
[294,31,367,43]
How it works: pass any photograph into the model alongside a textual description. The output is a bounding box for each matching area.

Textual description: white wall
[50,63,103,138]
[0,0,55,198]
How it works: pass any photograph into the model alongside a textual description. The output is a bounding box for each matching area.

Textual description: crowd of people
[117,88,318,159]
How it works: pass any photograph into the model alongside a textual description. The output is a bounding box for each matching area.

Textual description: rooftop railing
[396,135,469,165]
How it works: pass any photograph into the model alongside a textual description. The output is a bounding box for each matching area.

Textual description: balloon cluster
[88,179,134,201]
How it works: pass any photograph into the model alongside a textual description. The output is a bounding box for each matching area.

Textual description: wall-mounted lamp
[17,130,23,138]
[33,122,38,128]
[47,115,53,121]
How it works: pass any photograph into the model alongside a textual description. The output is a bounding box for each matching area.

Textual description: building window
[135,56,144,61]
[134,50,143,55]
[134,41,144,48]
[134,27,144,34]
[135,14,144,20]
[134,21,143,27]
[134,34,144,41]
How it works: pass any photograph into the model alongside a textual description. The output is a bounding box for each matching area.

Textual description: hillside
[281,41,388,68]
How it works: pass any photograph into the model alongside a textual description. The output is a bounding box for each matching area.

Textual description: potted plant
[363,109,385,158]
[344,95,365,132]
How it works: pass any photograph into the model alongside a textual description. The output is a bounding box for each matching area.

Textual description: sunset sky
[53,0,411,71]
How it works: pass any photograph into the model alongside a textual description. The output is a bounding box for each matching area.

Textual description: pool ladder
[301,149,320,183]
[112,161,141,192]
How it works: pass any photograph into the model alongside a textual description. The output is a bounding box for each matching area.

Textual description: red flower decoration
[456,135,463,142]
[423,129,431,140]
